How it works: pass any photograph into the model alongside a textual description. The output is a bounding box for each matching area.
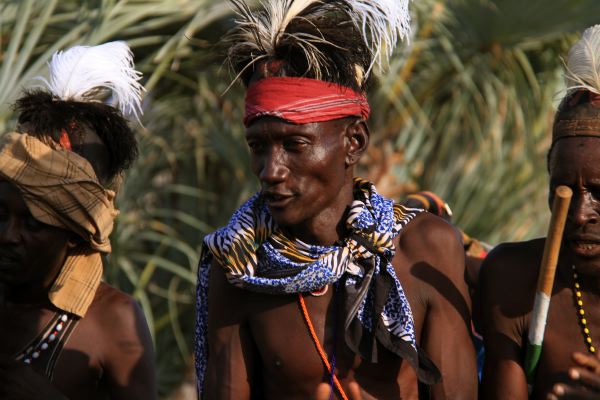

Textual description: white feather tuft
[565,24,600,95]
[229,0,411,85]
[346,0,412,75]
[39,41,144,120]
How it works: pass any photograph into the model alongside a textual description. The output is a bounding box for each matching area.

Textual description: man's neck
[286,209,350,246]
[285,181,355,246]
[3,285,50,308]
[559,256,600,296]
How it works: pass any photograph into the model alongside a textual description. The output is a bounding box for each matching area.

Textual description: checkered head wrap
[0,132,117,317]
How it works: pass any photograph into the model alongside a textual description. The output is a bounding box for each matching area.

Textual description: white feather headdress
[38,41,144,121]
[347,0,412,73]
[228,0,411,88]
[565,25,600,95]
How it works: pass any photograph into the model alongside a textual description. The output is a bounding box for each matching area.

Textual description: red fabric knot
[244,77,370,127]
[59,129,72,151]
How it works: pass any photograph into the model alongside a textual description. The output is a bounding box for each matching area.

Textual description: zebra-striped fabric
[195,178,441,394]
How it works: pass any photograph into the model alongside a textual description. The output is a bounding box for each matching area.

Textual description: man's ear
[344,119,369,166]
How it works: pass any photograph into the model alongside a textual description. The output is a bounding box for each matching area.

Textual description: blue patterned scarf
[195,179,440,394]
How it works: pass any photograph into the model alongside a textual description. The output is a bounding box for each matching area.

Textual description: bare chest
[51,320,106,399]
[532,287,600,398]
[0,308,106,400]
[245,280,424,399]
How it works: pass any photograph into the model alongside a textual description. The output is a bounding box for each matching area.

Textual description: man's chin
[269,212,297,228]
[569,254,600,277]
[268,205,304,226]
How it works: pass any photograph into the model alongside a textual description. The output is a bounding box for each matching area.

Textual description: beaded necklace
[15,313,70,364]
[572,265,596,354]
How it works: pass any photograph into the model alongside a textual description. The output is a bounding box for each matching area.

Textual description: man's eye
[284,140,308,150]
[0,213,7,230]
[24,215,45,231]
[247,142,264,153]
[590,189,600,202]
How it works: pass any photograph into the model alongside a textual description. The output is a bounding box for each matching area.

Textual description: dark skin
[398,195,486,331]
[205,116,477,399]
[480,136,600,399]
[0,182,156,397]
[547,352,600,399]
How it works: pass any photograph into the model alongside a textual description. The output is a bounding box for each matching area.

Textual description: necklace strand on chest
[572,265,596,354]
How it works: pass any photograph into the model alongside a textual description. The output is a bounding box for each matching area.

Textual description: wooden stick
[536,185,573,296]
[525,185,572,385]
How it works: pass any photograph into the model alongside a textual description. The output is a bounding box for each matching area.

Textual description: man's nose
[570,191,600,226]
[259,148,288,184]
[0,219,22,245]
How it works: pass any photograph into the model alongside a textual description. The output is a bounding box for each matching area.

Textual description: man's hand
[0,355,68,400]
[314,381,364,400]
[548,352,600,400]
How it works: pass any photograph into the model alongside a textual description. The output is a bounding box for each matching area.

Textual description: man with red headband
[481,25,600,399]
[195,1,477,398]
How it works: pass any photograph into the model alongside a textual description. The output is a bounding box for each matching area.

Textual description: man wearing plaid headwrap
[0,42,156,400]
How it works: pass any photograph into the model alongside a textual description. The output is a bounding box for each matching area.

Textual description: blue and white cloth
[195,178,441,394]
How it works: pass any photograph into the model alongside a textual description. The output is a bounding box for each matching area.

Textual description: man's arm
[479,244,529,399]
[98,289,158,400]
[408,215,478,399]
[204,261,256,399]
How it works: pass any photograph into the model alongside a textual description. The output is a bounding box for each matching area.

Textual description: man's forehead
[550,136,600,171]
[553,94,600,144]
[554,135,600,150]
[0,180,28,208]
[245,117,324,137]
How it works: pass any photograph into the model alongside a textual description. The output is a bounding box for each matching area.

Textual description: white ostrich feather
[565,25,600,95]
[266,0,321,41]
[229,0,411,84]
[349,0,412,75]
[39,41,144,120]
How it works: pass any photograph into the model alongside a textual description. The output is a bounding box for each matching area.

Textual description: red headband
[244,77,370,127]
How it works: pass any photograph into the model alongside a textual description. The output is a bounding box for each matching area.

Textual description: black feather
[14,90,138,183]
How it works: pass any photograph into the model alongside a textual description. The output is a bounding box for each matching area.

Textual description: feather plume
[38,41,144,120]
[565,25,600,95]
[228,0,411,89]
[348,0,412,76]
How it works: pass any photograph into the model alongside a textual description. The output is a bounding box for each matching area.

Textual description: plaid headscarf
[0,132,117,317]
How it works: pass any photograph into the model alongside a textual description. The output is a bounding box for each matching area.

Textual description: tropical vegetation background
[1,0,599,397]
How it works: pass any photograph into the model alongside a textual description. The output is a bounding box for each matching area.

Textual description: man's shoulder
[92,282,139,309]
[487,237,544,258]
[400,210,460,243]
[396,212,463,270]
[86,282,145,332]
[392,212,467,308]
[479,238,544,324]
[481,238,544,286]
